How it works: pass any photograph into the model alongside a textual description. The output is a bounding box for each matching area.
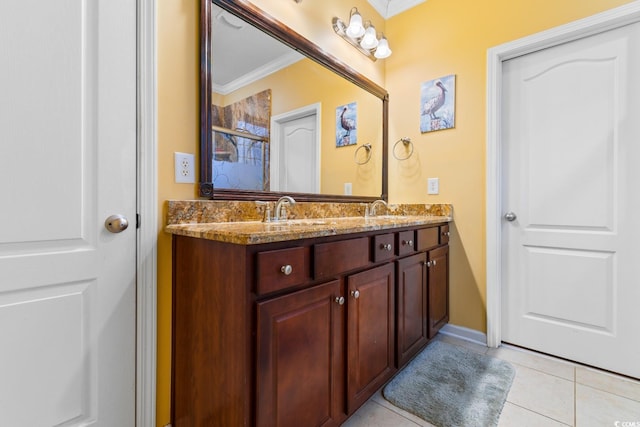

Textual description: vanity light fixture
[332,7,392,61]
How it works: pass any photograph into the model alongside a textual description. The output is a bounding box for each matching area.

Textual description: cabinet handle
[432,259,437,266]
[335,296,345,305]
[280,265,293,275]
[351,289,360,299]
[442,231,450,237]
[380,243,392,251]
[402,239,413,246]
[426,261,432,267]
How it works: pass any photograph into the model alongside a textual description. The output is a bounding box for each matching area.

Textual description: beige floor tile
[498,402,571,427]
[371,390,436,427]
[487,345,575,381]
[576,384,640,427]
[342,400,423,427]
[507,364,574,425]
[576,366,640,403]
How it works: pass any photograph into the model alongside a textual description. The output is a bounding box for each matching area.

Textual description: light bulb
[360,25,379,50]
[345,9,365,38]
[374,36,392,59]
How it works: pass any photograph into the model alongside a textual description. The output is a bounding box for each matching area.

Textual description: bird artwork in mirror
[336,102,357,147]
[201,0,389,202]
[420,74,456,133]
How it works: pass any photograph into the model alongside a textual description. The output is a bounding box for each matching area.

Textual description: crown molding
[213,51,303,95]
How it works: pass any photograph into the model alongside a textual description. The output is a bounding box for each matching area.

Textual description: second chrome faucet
[273,196,296,222]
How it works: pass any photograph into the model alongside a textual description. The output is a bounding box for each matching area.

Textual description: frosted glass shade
[360,25,378,49]
[374,36,392,59]
[345,10,365,38]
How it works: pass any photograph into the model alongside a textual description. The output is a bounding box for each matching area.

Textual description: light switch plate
[428,177,439,195]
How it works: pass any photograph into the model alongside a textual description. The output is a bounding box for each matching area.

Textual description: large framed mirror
[200,0,389,202]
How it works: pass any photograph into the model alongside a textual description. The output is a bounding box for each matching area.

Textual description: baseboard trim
[439,324,488,347]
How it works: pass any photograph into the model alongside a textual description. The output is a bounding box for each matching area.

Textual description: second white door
[502,20,640,379]
[271,108,319,193]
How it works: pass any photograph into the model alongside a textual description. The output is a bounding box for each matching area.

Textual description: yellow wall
[156,0,632,425]
[384,0,632,339]
[218,58,383,196]
[157,0,199,424]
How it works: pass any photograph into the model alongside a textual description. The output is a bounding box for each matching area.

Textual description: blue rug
[383,340,515,427]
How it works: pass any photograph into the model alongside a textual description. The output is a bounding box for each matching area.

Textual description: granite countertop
[165,214,451,245]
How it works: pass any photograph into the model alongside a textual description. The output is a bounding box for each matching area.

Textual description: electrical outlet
[344,182,352,195]
[174,152,195,184]
[428,177,439,195]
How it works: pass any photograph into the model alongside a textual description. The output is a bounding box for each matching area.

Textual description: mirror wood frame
[200,0,389,202]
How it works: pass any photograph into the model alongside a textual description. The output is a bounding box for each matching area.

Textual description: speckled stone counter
[165,200,452,245]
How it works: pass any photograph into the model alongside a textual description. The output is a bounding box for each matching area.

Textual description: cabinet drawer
[397,230,416,256]
[416,227,439,251]
[256,247,310,295]
[373,233,395,262]
[315,237,370,279]
[440,224,450,244]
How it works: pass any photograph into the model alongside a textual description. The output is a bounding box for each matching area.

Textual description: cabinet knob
[432,259,437,266]
[281,265,293,275]
[380,243,392,251]
[426,261,432,267]
[442,231,451,237]
[335,296,345,305]
[402,239,413,246]
[351,289,360,299]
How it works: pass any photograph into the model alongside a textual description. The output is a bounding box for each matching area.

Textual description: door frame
[270,103,321,192]
[137,0,158,425]
[486,1,640,348]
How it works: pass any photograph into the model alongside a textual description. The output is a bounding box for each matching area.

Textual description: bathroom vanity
[168,208,450,427]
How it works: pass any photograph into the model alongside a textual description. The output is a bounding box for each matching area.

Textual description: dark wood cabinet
[346,263,396,413]
[256,279,343,427]
[171,222,449,427]
[396,252,428,367]
[396,225,450,368]
[428,244,449,338]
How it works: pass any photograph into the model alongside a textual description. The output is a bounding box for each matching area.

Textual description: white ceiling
[211,1,427,94]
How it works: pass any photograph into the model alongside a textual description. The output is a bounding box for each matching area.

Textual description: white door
[0,0,137,425]
[271,107,320,193]
[502,21,640,378]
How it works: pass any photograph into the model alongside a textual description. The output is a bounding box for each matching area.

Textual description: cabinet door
[396,252,428,368]
[346,263,396,413]
[256,280,343,427]
[428,245,449,338]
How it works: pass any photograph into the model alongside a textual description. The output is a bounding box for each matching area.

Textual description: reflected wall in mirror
[201,0,389,201]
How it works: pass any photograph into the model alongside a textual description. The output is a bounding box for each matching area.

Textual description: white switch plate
[344,182,352,195]
[428,177,439,195]
[175,152,195,183]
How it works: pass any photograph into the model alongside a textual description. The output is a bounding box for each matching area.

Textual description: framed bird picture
[420,74,455,133]
[336,102,357,147]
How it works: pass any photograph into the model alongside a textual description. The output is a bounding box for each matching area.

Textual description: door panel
[346,264,395,413]
[256,280,343,427]
[0,0,137,424]
[272,112,319,193]
[502,21,640,378]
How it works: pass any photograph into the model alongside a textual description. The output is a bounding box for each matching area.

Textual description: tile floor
[343,334,640,427]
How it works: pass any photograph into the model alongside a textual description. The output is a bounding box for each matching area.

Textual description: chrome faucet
[274,196,296,221]
[367,199,387,217]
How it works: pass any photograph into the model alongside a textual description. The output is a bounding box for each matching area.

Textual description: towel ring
[392,137,413,161]
[354,143,372,165]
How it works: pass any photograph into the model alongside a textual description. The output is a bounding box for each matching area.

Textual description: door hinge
[136,213,141,229]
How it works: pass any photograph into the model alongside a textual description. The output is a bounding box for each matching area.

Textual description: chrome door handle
[105,214,129,233]
[504,212,517,222]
